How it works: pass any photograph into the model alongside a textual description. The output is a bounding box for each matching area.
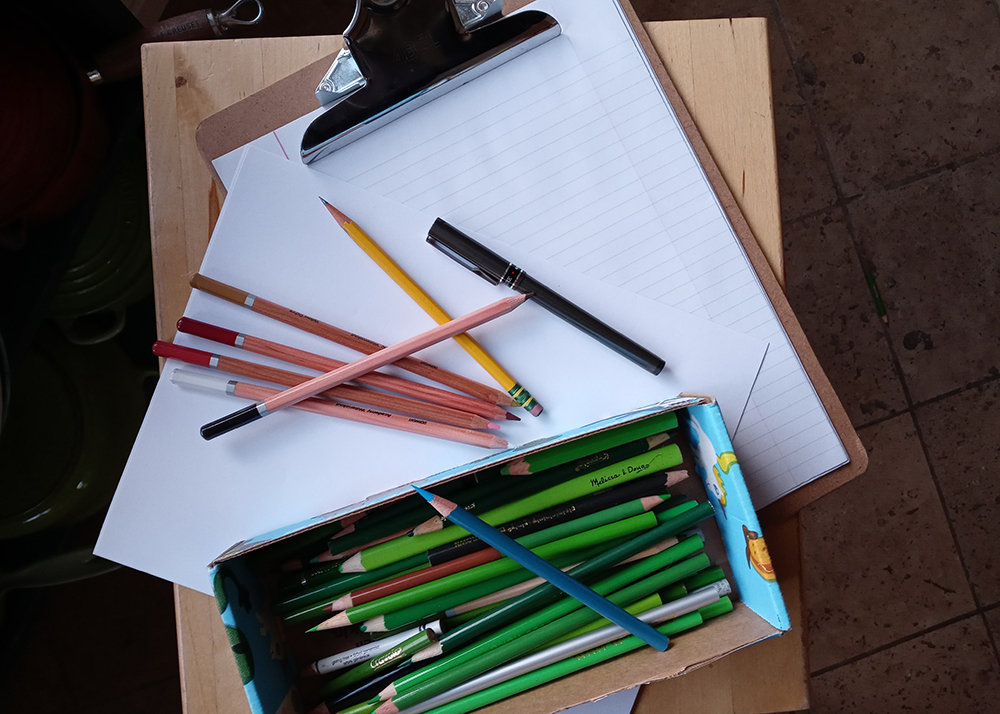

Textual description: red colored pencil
[170,369,508,449]
[189,273,517,407]
[175,317,517,423]
[152,341,497,431]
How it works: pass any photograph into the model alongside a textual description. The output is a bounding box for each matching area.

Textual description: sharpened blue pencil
[411,485,671,651]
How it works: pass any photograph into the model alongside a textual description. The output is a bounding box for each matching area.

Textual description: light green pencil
[500,411,678,475]
[379,538,709,702]
[342,445,683,573]
[314,511,662,630]
[377,554,712,712]
[412,599,734,714]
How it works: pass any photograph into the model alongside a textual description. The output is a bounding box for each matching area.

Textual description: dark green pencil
[346,445,684,573]
[417,598,734,714]
[424,467,685,566]
[317,629,438,700]
[500,411,678,475]
[390,500,713,674]
[381,552,711,707]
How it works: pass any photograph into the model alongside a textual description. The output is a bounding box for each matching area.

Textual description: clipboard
[194,0,866,521]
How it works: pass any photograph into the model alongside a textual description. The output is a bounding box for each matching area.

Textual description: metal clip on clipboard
[300,0,560,164]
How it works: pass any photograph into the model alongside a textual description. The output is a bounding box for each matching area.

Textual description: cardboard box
[209,395,790,714]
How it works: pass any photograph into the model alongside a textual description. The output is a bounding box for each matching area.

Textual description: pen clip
[427,235,502,286]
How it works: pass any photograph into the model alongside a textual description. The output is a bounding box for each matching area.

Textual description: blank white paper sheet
[96,149,767,593]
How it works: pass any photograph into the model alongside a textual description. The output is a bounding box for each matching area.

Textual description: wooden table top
[142,18,807,714]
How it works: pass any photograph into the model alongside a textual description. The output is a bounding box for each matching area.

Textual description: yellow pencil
[321,197,543,416]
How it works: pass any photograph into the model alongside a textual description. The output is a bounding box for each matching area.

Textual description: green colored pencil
[363,536,636,634]
[413,599,734,714]
[344,445,683,573]
[501,411,679,475]
[382,538,708,701]
[410,431,676,539]
[278,556,429,623]
[318,629,438,699]
[681,565,727,591]
[375,501,710,695]
[379,553,711,711]
[318,476,522,562]
[319,514,659,631]
[329,494,671,613]
[545,592,663,646]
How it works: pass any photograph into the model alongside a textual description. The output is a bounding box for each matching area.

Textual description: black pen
[426,219,665,375]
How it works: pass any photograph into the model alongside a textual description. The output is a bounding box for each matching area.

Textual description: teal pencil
[383,542,709,702]
[400,500,713,671]
[413,486,671,650]
[376,551,711,712]
[317,513,658,631]
[398,582,730,714]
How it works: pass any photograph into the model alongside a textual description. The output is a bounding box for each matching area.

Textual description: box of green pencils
[208,396,789,714]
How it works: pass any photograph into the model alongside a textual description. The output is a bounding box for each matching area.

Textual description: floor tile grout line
[781,142,1000,229]
[868,306,993,663]
[849,370,1000,432]
[909,371,1000,411]
[768,0,1000,684]
[878,144,1000,192]
[769,3,997,678]
[979,609,1000,675]
[770,0,850,209]
[908,406,996,653]
[811,604,998,677]
[770,1,890,323]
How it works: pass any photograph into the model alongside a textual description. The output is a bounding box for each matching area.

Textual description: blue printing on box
[211,398,790,713]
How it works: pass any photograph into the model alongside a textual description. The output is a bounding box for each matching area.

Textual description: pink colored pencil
[200,294,531,439]
[189,273,517,407]
[171,370,507,449]
[152,341,497,431]
[175,317,517,423]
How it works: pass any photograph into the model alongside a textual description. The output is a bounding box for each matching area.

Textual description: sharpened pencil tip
[319,197,351,227]
[504,412,521,421]
[487,421,500,430]
[411,485,434,502]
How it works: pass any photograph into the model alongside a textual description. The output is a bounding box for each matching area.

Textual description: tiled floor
[4,1,999,712]
[633,0,1000,710]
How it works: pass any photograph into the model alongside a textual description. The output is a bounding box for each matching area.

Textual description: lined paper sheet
[213,0,848,505]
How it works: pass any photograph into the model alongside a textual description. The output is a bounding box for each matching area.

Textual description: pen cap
[426,219,508,286]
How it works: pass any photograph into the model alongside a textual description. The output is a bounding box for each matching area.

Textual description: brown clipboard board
[195,0,867,522]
